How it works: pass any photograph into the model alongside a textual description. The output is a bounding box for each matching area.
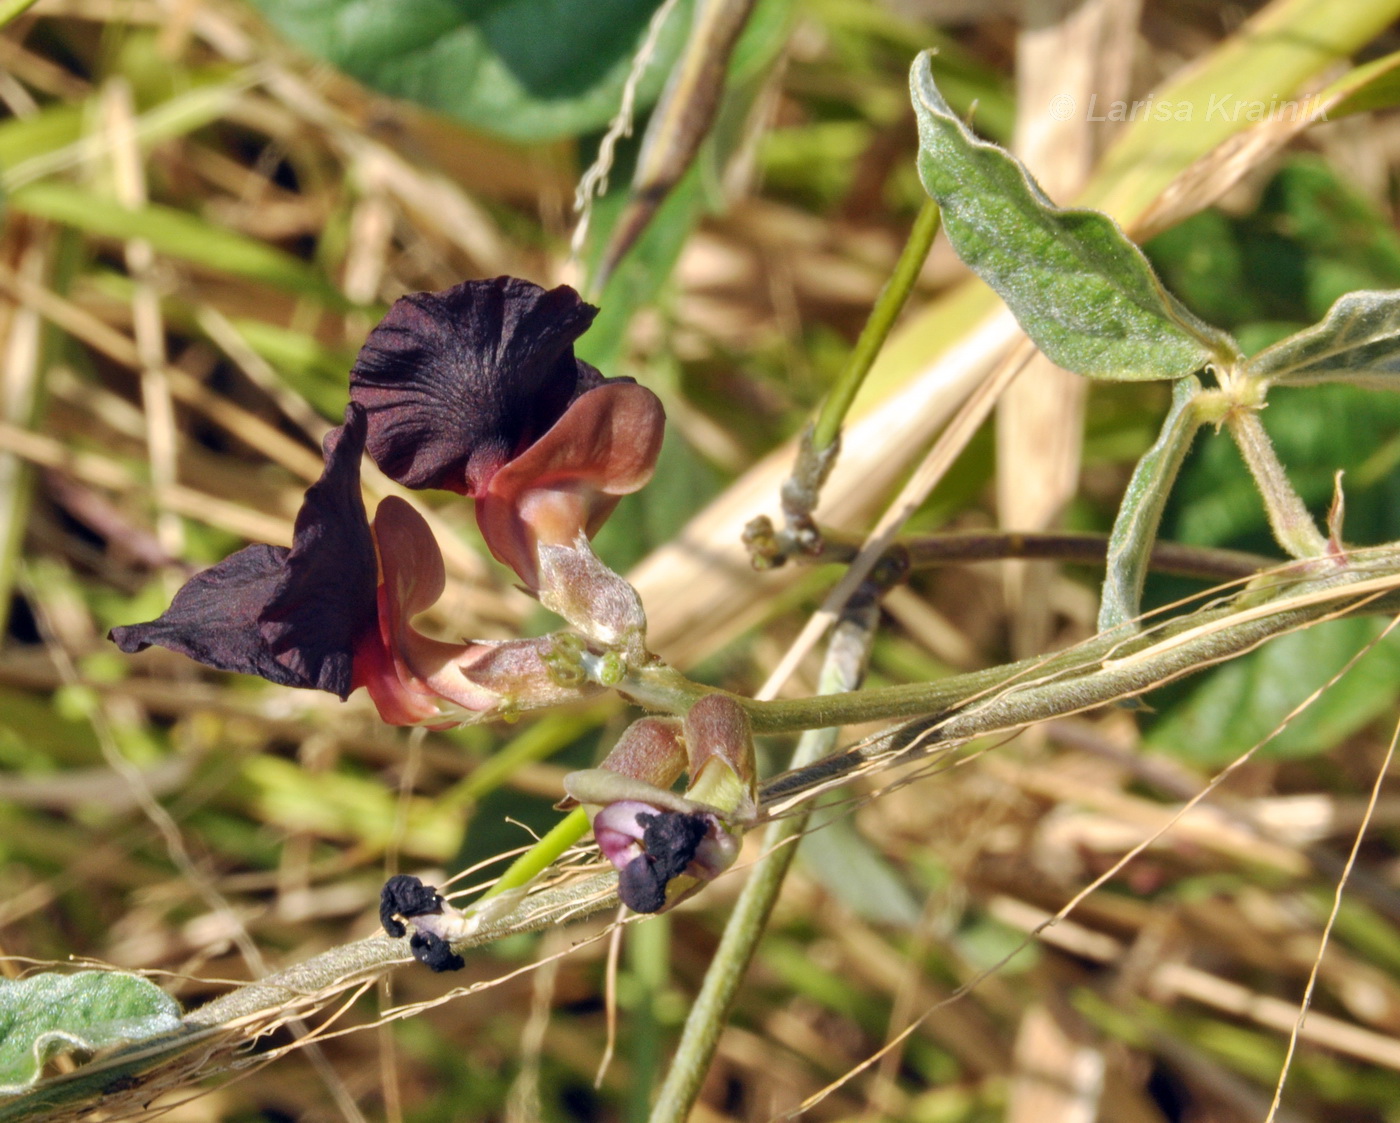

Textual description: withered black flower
[617,811,710,914]
[110,405,377,699]
[379,874,465,972]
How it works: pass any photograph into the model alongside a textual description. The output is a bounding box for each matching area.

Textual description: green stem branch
[1227,408,1328,559]
[1099,375,1205,633]
[811,200,941,453]
[812,527,1275,582]
[648,591,880,1122]
[477,806,591,903]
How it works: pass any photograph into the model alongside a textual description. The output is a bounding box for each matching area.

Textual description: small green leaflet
[909,52,1237,381]
[1246,290,1400,390]
[0,971,184,1095]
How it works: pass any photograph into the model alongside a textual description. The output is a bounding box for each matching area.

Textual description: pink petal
[476,382,665,585]
[371,496,500,717]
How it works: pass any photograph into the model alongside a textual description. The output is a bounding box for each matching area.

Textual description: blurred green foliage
[249,0,694,142]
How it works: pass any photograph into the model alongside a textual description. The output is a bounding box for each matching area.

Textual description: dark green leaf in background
[1147,157,1400,336]
[1146,616,1400,764]
[249,0,693,143]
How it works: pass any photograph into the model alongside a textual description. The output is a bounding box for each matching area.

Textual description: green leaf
[7,183,352,308]
[0,971,183,1095]
[1324,48,1400,120]
[799,808,921,928]
[249,0,692,143]
[1246,290,1400,391]
[1146,617,1400,764]
[909,52,1237,381]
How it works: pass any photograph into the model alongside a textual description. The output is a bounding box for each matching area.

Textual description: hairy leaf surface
[0,972,183,1095]
[1247,290,1400,390]
[910,52,1236,381]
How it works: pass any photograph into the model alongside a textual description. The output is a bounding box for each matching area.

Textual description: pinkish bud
[565,763,746,914]
[682,694,757,820]
[556,717,684,810]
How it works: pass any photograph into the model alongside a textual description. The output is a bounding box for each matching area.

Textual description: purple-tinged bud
[682,694,757,820]
[591,800,661,869]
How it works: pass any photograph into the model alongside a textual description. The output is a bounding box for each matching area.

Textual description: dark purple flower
[110,405,592,727]
[110,405,377,699]
[349,277,665,587]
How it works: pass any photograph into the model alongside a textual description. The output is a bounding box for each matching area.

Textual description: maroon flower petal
[368,496,499,720]
[110,405,378,700]
[109,543,307,688]
[475,381,665,585]
[261,405,378,697]
[349,277,603,495]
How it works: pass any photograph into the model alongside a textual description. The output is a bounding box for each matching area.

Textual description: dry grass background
[4,0,1400,1120]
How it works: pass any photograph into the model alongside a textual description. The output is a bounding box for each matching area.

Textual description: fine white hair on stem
[569,0,683,265]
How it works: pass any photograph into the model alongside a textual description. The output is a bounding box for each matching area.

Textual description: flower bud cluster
[564,695,758,913]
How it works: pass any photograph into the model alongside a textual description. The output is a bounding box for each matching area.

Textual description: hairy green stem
[648,592,880,1122]
[1099,376,1206,633]
[811,199,941,453]
[622,658,1015,733]
[1227,408,1328,559]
